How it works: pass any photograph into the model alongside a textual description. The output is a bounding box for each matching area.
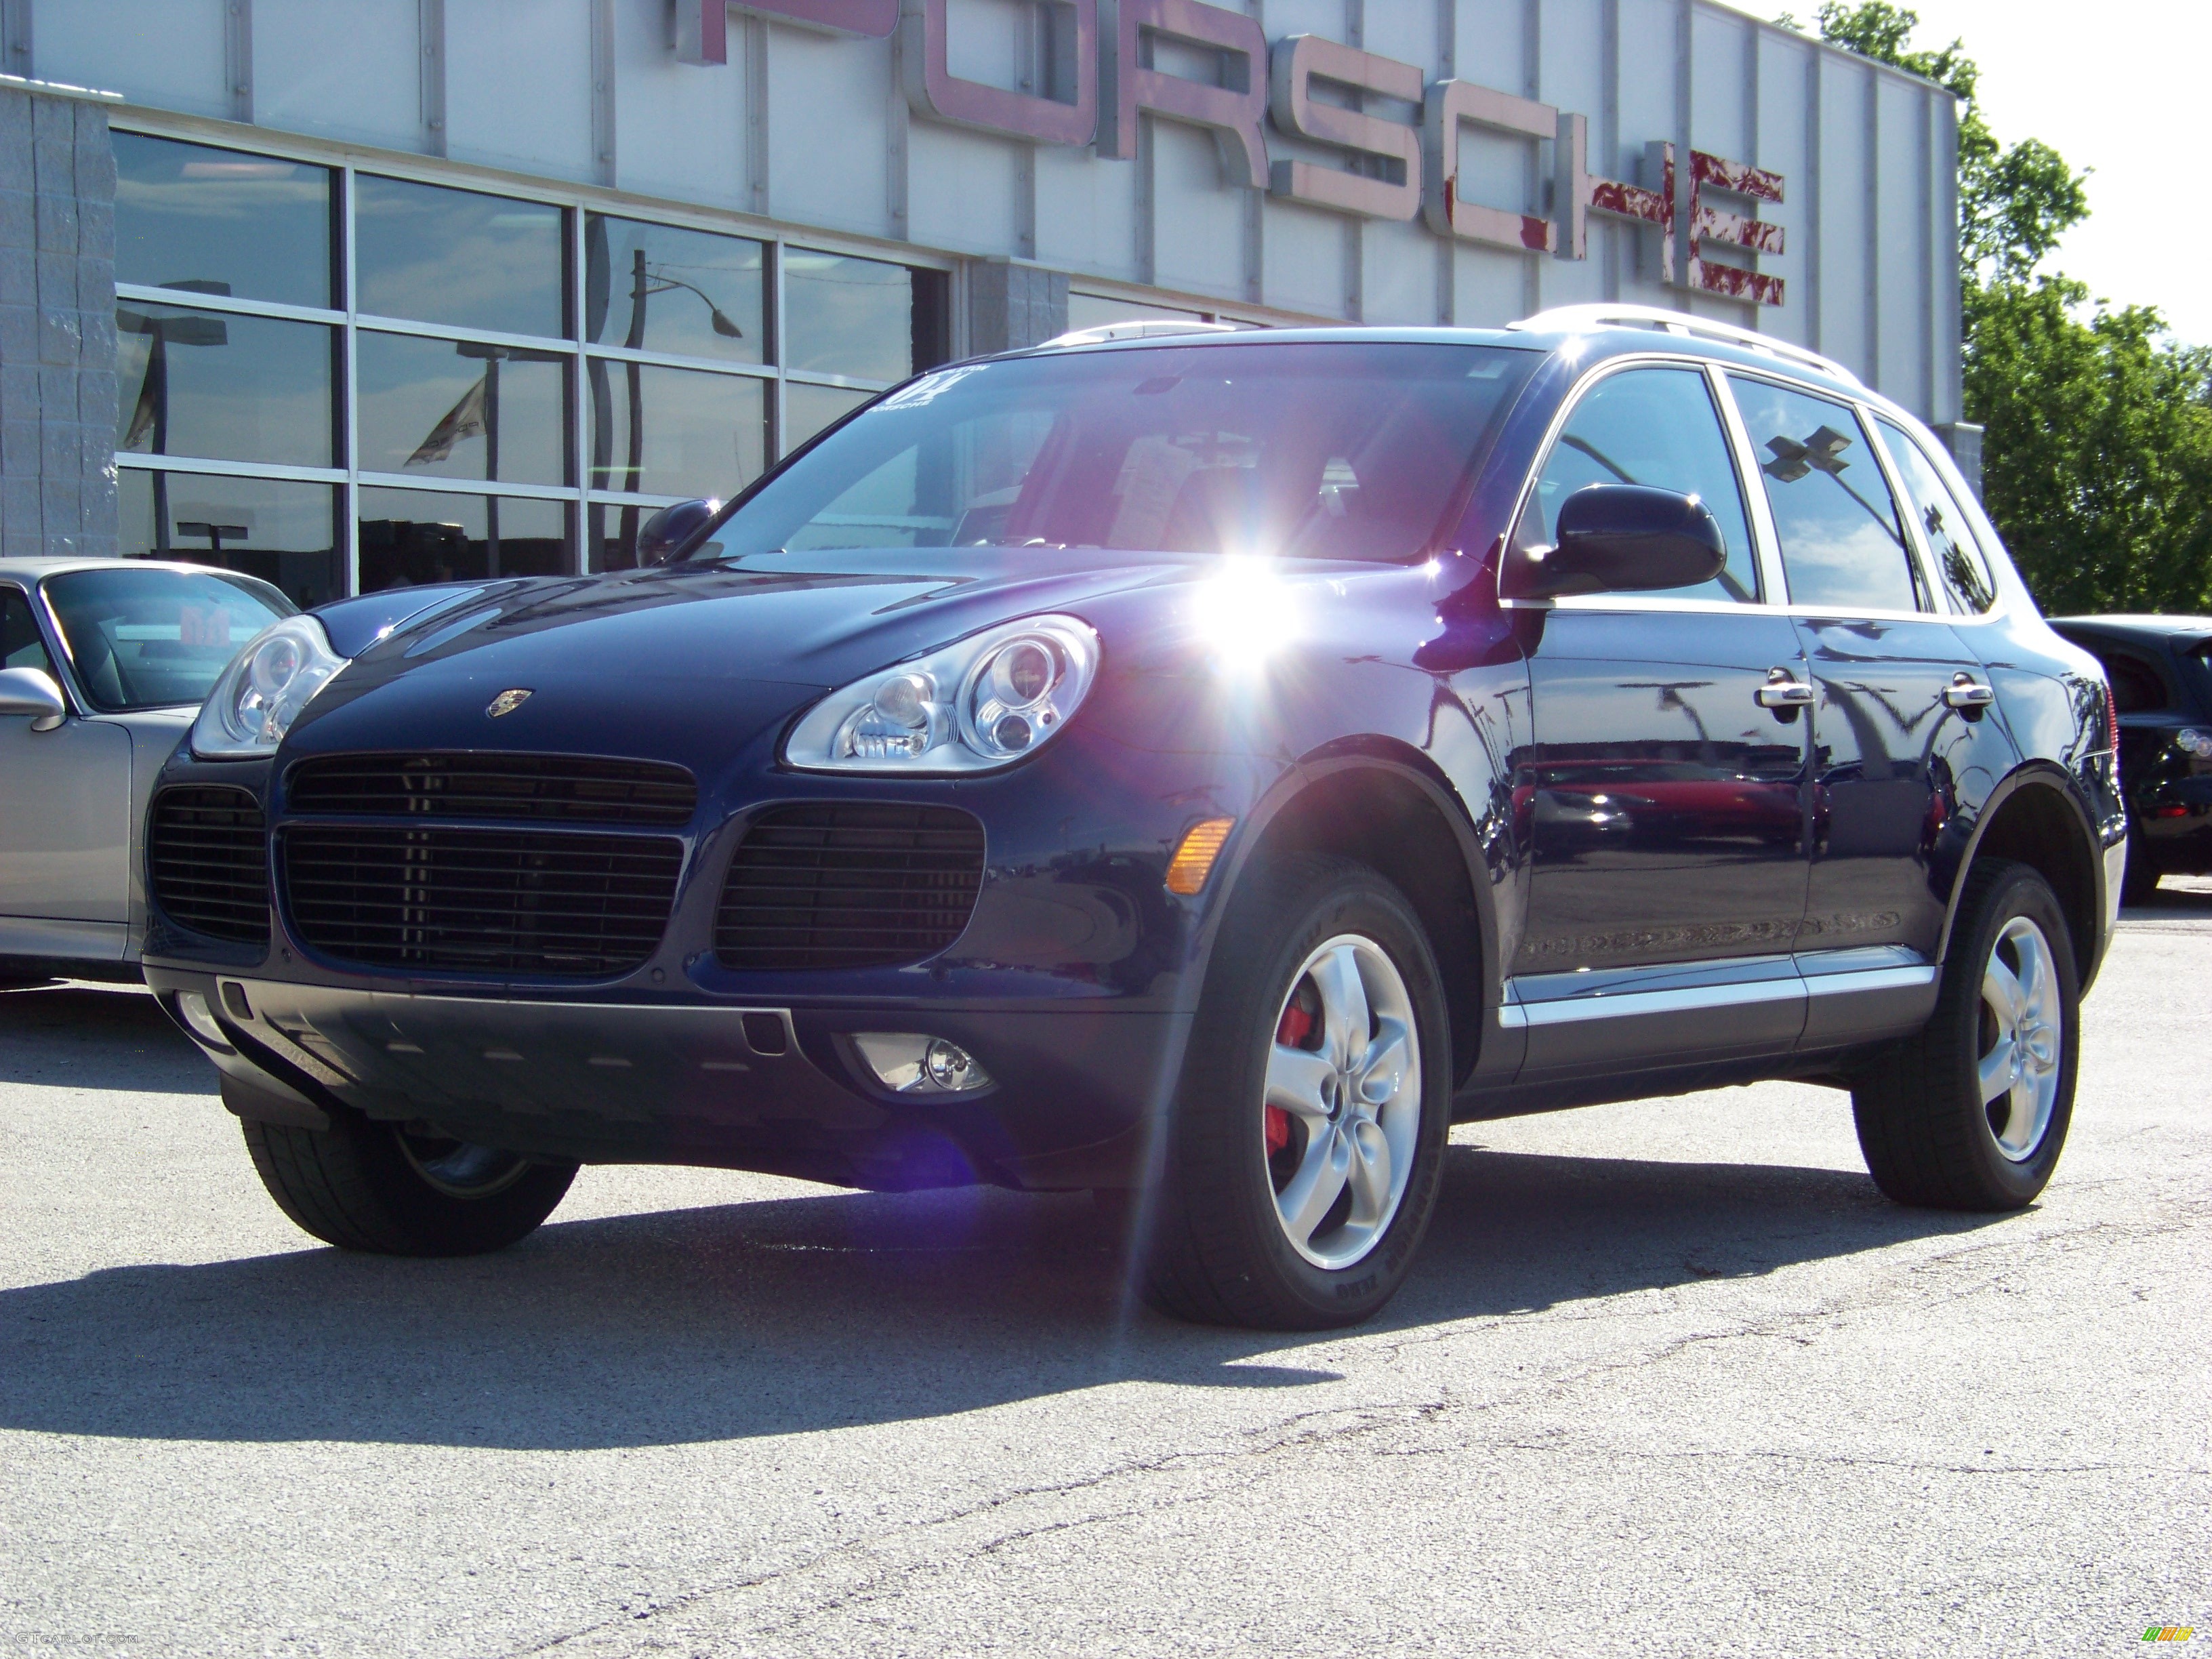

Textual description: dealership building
[0,0,1968,602]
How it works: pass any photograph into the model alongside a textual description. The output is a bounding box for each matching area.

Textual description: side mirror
[0,665,66,731]
[636,498,720,565]
[1507,484,1728,600]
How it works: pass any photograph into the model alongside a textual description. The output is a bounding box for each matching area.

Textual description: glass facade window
[584,215,764,364]
[115,302,334,468]
[356,489,569,590]
[588,362,764,499]
[785,382,874,453]
[357,332,571,486]
[113,131,333,308]
[785,249,943,382]
[354,174,567,338]
[119,468,343,609]
[111,129,950,596]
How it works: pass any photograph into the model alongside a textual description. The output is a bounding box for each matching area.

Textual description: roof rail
[1037,319,1241,348]
[1506,303,1863,388]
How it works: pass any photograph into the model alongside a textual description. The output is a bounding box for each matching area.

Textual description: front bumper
[148,965,1185,1191]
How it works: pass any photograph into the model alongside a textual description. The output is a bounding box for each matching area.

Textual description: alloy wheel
[1262,933,1422,1269]
[1978,914,2063,1162]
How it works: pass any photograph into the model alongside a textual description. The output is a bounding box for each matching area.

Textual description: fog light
[850,1032,994,1094]
[176,991,229,1048]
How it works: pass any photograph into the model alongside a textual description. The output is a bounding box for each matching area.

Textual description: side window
[1728,375,1925,613]
[1521,366,1761,604]
[0,590,56,677]
[2096,650,2167,716]
[1878,419,1997,613]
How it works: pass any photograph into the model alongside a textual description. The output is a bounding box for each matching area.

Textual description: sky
[1865,0,2212,346]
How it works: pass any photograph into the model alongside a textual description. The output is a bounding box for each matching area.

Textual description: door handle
[1755,670,1816,709]
[1944,672,1996,711]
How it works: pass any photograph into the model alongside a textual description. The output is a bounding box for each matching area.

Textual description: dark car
[2046,615,2212,902]
[140,304,2124,1330]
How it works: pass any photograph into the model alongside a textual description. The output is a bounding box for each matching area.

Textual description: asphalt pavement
[3,888,2208,1658]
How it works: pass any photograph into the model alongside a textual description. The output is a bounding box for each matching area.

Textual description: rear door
[1510,361,1812,1075]
[1723,374,2008,1038]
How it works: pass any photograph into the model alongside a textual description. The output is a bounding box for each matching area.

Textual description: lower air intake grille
[283,825,682,977]
[715,802,986,970]
[148,786,269,944]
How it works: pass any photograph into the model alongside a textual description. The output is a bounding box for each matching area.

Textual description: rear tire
[1134,853,1452,1329]
[1851,859,2078,1210]
[243,1107,577,1256]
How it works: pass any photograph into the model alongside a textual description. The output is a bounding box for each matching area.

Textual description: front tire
[243,1107,577,1256]
[1851,859,2078,1210]
[1136,854,1452,1329]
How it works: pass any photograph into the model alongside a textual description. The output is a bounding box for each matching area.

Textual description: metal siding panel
[1259,190,1349,318]
[1875,71,1922,404]
[1815,50,1868,379]
[1687,5,1746,161]
[1359,214,1432,325]
[1456,0,1528,85]
[444,0,596,184]
[1753,26,1811,349]
[1452,239,1528,323]
[37,0,229,119]
[765,23,896,241]
[1151,118,1246,300]
[611,0,749,209]
[253,0,422,149]
[1033,140,1141,284]
[907,123,1019,257]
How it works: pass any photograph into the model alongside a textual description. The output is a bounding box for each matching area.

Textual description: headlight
[785,615,1099,774]
[2177,728,2212,759]
[190,615,350,759]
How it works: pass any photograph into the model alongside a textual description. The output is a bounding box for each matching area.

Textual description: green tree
[1785,1,2212,615]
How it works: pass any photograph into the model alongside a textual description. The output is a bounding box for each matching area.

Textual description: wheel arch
[1941,763,2106,989]
[1213,741,1498,1088]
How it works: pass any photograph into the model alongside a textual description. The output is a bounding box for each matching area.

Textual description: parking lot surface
[4,890,2209,1658]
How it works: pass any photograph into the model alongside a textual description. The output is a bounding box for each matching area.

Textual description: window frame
[1715,367,1948,620]
[1500,352,1790,615]
[108,116,960,596]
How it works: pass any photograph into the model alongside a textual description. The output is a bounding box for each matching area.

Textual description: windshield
[702,340,1538,564]
[43,566,293,712]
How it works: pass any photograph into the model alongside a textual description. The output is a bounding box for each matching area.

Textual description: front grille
[716,802,985,970]
[287,752,697,826]
[283,825,682,977]
[148,786,270,944]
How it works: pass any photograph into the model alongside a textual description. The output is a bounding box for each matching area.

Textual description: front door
[1512,364,1811,1075]
[0,586,131,939]
[1725,375,2005,1025]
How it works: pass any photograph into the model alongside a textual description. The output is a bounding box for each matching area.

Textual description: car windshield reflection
[43,566,293,712]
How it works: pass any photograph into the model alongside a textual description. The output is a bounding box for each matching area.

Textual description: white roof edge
[1507,304,1865,390]
[1037,319,1242,348]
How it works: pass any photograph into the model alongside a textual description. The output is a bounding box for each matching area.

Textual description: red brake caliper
[1269,999,1314,1153]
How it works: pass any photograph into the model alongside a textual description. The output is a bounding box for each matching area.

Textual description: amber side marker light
[1166,817,1235,895]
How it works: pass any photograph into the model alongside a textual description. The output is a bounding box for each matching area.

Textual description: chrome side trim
[1499,949,1936,1029]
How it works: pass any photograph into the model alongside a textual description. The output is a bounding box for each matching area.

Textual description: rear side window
[2095,649,2168,715]
[1878,419,1997,613]
[1729,375,1924,613]
[1,588,55,677]
[1521,366,1761,603]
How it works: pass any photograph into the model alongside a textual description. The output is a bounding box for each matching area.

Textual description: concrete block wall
[966,261,1069,356]
[0,78,117,559]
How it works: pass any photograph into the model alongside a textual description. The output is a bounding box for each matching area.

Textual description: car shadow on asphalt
[3,979,2013,1451]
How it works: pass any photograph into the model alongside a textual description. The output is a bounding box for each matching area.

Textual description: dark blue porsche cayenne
[142,306,2125,1329]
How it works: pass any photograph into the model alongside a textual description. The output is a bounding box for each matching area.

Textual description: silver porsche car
[0,558,292,979]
